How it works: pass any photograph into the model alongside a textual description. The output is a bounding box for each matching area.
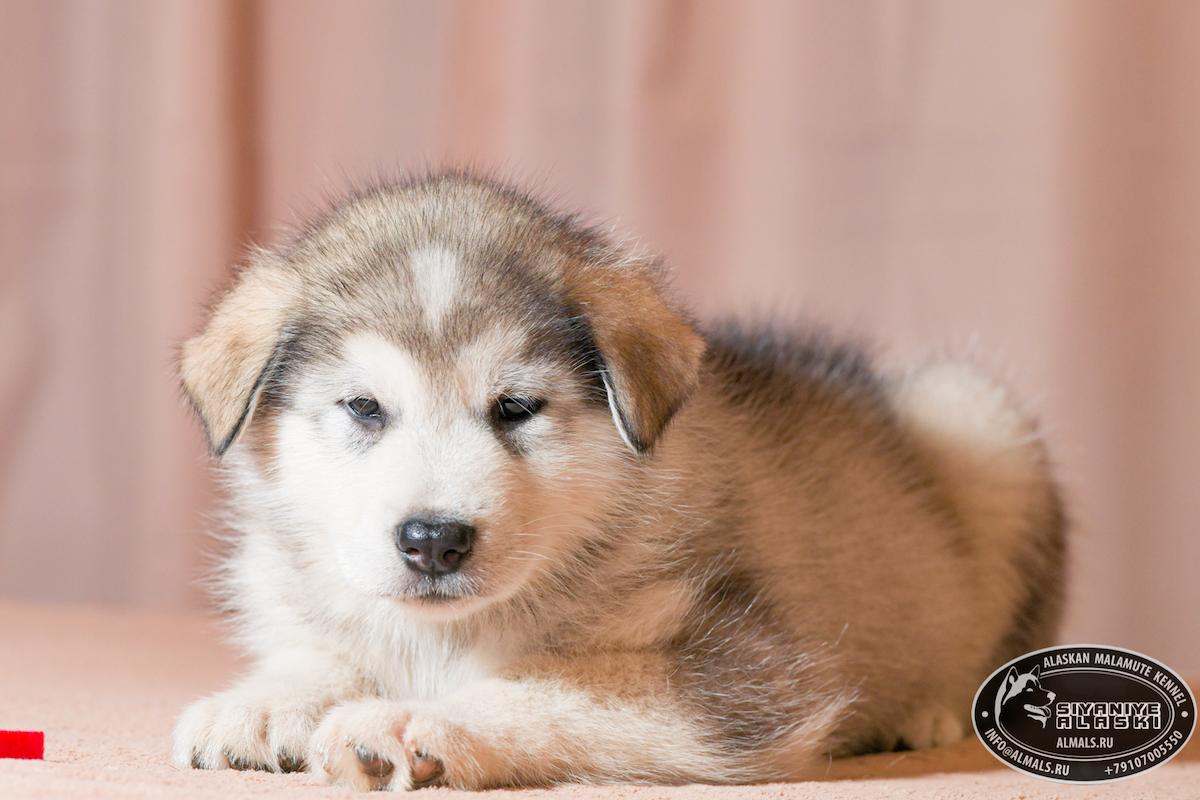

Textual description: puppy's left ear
[568,258,705,454]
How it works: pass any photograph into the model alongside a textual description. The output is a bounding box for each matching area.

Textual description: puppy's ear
[180,256,299,457]
[568,258,705,454]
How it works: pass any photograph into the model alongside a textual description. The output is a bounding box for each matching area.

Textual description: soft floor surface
[0,602,1194,799]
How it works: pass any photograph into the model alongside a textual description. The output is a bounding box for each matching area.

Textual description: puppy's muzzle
[396,518,474,577]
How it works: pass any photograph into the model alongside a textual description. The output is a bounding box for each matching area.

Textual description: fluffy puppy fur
[172,172,1065,790]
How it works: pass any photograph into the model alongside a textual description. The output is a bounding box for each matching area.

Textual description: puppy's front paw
[172,686,336,773]
[311,700,484,791]
[897,705,966,750]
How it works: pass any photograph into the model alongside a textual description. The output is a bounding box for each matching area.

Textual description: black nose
[395,518,474,576]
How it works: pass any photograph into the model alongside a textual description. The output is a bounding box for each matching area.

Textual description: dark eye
[493,395,544,425]
[345,396,382,421]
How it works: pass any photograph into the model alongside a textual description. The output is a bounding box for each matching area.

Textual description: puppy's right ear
[180,257,299,458]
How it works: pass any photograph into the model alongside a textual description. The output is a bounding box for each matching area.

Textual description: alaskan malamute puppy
[173,173,1064,790]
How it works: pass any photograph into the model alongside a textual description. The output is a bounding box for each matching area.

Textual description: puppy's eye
[345,396,382,421]
[493,395,544,425]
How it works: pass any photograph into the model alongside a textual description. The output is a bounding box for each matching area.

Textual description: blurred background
[1,1,1197,670]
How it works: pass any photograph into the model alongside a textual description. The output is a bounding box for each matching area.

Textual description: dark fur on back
[703,323,887,423]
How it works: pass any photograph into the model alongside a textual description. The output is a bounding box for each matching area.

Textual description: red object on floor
[0,730,44,760]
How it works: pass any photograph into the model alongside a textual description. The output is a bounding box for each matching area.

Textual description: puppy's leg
[310,652,737,791]
[173,652,363,773]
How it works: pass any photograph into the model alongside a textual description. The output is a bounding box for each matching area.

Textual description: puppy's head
[181,175,704,616]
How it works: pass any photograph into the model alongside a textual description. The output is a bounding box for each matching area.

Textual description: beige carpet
[0,602,1194,799]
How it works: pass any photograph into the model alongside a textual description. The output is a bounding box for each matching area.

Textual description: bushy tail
[888,360,1067,658]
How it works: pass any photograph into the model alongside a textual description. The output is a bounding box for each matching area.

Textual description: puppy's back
[671,325,1065,757]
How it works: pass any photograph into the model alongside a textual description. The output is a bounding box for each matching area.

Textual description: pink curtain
[2,1,1198,670]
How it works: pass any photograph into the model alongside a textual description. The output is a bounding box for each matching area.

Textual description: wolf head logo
[995,665,1055,728]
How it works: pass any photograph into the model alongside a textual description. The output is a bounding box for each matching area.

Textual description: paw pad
[225,752,258,771]
[354,745,395,780]
[277,753,307,773]
[408,748,444,787]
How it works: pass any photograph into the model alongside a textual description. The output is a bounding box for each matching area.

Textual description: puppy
[172,173,1065,789]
